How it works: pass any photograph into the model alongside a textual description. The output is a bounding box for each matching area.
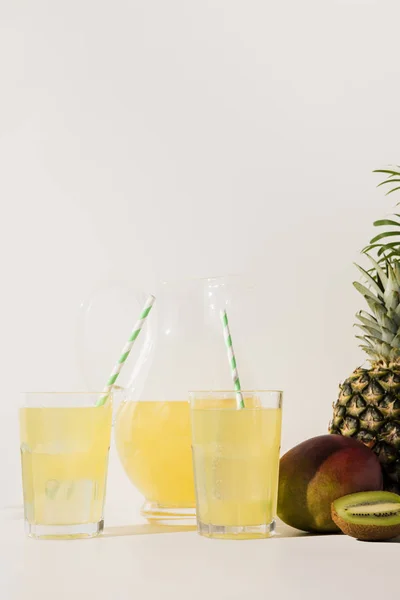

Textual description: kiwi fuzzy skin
[331,505,400,541]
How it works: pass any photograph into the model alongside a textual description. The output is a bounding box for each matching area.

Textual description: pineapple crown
[364,167,400,263]
[354,257,400,364]
[354,167,400,365]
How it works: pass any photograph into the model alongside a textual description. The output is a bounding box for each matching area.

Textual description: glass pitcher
[78,275,258,521]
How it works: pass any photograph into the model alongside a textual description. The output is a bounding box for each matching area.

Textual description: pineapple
[330,168,400,493]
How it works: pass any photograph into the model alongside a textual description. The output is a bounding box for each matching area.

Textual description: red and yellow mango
[278,434,383,532]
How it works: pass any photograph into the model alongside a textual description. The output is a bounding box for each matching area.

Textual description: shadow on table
[357,536,400,544]
[274,521,400,541]
[103,522,400,541]
[274,521,336,539]
[103,521,318,539]
[102,523,197,537]
[1,507,356,540]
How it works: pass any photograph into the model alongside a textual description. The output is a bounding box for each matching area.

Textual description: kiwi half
[332,491,400,541]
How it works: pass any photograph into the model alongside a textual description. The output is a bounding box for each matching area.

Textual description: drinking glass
[190,390,282,539]
[19,392,113,539]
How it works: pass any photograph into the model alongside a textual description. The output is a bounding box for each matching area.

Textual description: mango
[278,434,383,533]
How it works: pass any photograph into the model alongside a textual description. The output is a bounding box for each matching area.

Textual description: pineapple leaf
[358,324,395,344]
[358,309,378,321]
[353,281,379,301]
[382,329,396,343]
[362,243,399,254]
[378,251,400,261]
[374,183,400,191]
[377,179,400,187]
[356,339,372,349]
[386,186,400,196]
[373,168,400,176]
[383,309,400,331]
[365,296,386,319]
[355,335,373,347]
[380,342,393,358]
[364,254,388,287]
[360,347,380,359]
[355,320,381,337]
[385,291,398,311]
[356,311,380,329]
[390,334,400,348]
[386,263,398,294]
[354,264,384,296]
[356,310,379,327]
[373,219,400,227]
[377,244,400,257]
[370,231,400,245]
[357,170,400,302]
[355,324,383,338]
[394,262,400,287]
[359,345,373,354]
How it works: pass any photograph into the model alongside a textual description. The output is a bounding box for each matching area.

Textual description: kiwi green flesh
[333,491,400,526]
[349,502,400,517]
[332,491,400,541]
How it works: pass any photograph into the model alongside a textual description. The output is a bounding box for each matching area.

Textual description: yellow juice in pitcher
[115,401,195,512]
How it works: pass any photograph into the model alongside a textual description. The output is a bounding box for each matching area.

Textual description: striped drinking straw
[220,309,245,409]
[96,294,156,407]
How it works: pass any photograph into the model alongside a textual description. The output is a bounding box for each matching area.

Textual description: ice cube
[43,479,95,525]
[20,443,31,454]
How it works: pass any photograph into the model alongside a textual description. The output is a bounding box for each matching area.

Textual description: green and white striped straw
[96,294,156,407]
[220,309,245,409]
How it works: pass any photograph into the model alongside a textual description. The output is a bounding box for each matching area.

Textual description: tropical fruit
[330,168,400,493]
[330,364,400,492]
[332,490,400,540]
[278,434,383,532]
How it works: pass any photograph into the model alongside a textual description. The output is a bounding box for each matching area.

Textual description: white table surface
[1,500,399,600]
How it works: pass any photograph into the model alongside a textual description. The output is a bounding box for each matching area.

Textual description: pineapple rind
[331,365,400,492]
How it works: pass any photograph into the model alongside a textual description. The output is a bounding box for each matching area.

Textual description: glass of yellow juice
[190,390,282,540]
[115,398,195,521]
[19,392,113,539]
